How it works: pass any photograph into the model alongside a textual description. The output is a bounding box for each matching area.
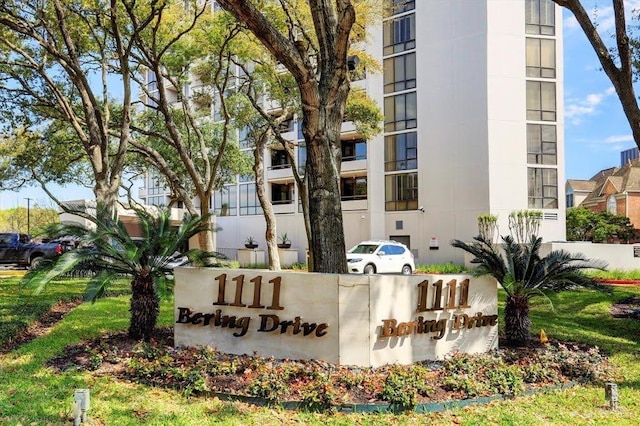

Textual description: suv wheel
[401,264,412,275]
[363,264,376,274]
[30,256,43,270]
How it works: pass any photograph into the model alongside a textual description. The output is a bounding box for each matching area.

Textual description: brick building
[567,159,640,230]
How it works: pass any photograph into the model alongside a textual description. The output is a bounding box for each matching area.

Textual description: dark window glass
[384,53,416,93]
[525,0,555,35]
[341,176,367,201]
[342,139,367,161]
[385,132,417,171]
[383,14,416,55]
[528,167,558,208]
[385,172,418,211]
[213,185,237,216]
[527,124,556,165]
[239,183,263,215]
[384,92,417,132]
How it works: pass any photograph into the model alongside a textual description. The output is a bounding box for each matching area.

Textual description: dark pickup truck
[0,233,65,269]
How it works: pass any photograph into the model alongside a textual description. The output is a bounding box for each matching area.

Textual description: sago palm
[23,208,217,341]
[451,235,608,346]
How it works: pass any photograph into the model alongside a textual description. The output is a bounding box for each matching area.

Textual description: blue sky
[1,1,638,210]
[562,0,639,180]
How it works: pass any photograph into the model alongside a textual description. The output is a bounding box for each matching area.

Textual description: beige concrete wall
[174,268,498,367]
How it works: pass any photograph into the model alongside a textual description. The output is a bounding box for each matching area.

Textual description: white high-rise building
[139,0,565,265]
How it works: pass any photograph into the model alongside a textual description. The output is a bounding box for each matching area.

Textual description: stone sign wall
[174,268,498,367]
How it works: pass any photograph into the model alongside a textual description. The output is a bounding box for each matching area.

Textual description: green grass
[1,276,640,424]
[415,263,468,274]
[586,269,640,280]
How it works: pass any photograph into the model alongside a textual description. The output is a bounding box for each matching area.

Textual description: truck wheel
[30,256,43,270]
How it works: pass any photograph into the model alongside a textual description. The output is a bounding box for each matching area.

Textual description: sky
[562,0,640,180]
[0,1,637,210]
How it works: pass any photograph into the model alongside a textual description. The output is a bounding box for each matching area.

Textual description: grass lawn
[1,276,639,425]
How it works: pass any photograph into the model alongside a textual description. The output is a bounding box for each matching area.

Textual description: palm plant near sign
[23,208,217,341]
[451,235,609,346]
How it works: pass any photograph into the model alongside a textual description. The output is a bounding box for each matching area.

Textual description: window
[384,92,417,132]
[526,38,555,78]
[607,195,617,214]
[527,124,556,165]
[239,183,263,215]
[342,139,367,161]
[147,196,166,207]
[239,127,253,149]
[270,149,290,169]
[526,81,556,121]
[525,0,555,35]
[298,144,307,174]
[566,191,574,208]
[276,118,293,133]
[341,176,367,201]
[384,0,415,17]
[383,14,416,55]
[385,132,417,171]
[271,183,294,204]
[213,185,237,216]
[384,53,416,93]
[385,172,418,211]
[528,167,557,208]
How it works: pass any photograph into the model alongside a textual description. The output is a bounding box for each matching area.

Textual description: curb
[595,278,640,286]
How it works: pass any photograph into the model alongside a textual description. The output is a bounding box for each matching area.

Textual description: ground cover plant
[1,276,640,424]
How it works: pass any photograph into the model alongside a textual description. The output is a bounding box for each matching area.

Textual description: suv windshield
[349,244,379,254]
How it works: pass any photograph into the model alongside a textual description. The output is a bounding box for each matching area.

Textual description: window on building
[384,53,416,93]
[525,0,555,35]
[383,13,416,55]
[213,185,237,216]
[526,38,555,78]
[528,167,557,208]
[147,196,166,207]
[566,191,574,208]
[526,81,556,121]
[239,126,253,149]
[276,118,293,133]
[384,92,417,132]
[342,139,367,161]
[270,149,290,169]
[239,183,262,216]
[297,144,307,174]
[385,172,418,211]
[384,0,415,17]
[271,183,294,204]
[527,124,557,165]
[341,176,367,201]
[385,132,417,171]
[607,195,617,214]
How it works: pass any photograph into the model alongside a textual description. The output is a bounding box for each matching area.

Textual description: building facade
[139,0,566,265]
[568,159,640,232]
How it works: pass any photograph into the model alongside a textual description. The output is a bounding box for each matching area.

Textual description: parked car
[346,240,415,275]
[0,233,65,269]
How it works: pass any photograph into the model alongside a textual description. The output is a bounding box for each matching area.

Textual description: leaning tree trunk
[129,271,159,341]
[504,294,531,347]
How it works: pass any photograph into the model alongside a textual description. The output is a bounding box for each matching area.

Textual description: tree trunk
[215,0,354,273]
[128,272,159,341]
[254,131,281,270]
[504,294,531,347]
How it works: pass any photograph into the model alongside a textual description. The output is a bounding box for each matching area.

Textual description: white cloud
[604,135,634,144]
[565,86,615,124]
[563,1,640,35]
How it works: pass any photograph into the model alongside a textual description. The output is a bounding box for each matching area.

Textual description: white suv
[346,240,415,275]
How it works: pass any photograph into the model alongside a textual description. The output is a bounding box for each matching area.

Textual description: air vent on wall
[543,212,558,220]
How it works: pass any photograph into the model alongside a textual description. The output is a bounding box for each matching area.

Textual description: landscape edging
[210,381,578,413]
